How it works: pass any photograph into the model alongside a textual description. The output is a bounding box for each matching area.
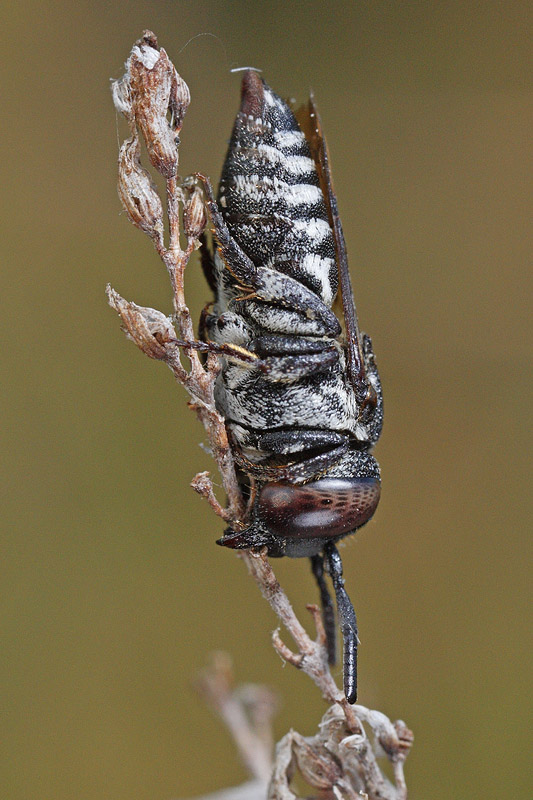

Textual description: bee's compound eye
[257,477,380,540]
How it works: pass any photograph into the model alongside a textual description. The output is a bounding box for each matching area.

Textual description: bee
[198,71,383,703]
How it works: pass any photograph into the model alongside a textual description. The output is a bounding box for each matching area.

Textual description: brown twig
[109,31,412,800]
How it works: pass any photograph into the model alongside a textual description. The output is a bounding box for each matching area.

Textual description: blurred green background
[2,2,531,798]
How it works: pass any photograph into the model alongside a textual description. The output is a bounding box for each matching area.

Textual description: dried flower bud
[293,739,342,790]
[117,137,164,240]
[106,286,176,360]
[126,35,189,178]
[183,185,207,240]
[394,720,414,757]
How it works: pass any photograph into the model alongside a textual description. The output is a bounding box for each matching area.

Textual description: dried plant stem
[109,31,412,800]
[244,551,359,726]
[197,653,277,786]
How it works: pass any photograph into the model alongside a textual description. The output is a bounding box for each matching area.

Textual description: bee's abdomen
[218,71,338,306]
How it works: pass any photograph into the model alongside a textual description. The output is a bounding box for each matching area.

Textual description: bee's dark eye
[257,477,380,540]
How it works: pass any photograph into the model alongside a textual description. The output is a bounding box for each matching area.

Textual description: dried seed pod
[183,185,207,240]
[117,137,164,240]
[106,286,176,360]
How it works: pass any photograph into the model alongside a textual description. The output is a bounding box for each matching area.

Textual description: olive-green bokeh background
[2,2,531,798]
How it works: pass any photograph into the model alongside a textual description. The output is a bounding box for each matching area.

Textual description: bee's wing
[296,97,369,405]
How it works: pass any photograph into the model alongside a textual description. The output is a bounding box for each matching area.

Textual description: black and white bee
[198,71,383,703]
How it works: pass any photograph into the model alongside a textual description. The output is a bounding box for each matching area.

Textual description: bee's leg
[205,329,340,380]
[310,553,337,665]
[198,303,213,342]
[249,336,340,381]
[167,337,258,364]
[324,541,358,704]
[254,348,339,381]
[231,440,349,484]
[199,178,260,291]
[199,233,217,294]
[249,336,335,357]
[238,427,348,458]
[196,174,340,337]
[167,334,337,379]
